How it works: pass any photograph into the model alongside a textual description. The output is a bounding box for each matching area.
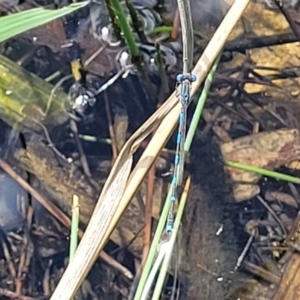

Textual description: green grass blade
[109,0,140,58]
[69,195,80,261]
[185,52,222,151]
[150,177,190,300]
[225,161,300,184]
[0,2,88,43]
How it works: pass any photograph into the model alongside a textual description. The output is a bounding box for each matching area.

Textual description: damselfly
[166,73,196,233]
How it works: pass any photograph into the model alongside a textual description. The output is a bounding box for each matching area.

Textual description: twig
[143,164,155,261]
[104,92,118,160]
[177,0,194,73]
[243,261,281,284]
[42,260,52,296]
[215,32,297,53]
[235,231,255,271]
[171,9,180,40]
[1,239,16,278]
[69,195,80,261]
[257,195,287,236]
[69,119,93,179]
[83,44,107,68]
[46,74,72,116]
[0,159,132,278]
[0,288,47,300]
[273,0,300,42]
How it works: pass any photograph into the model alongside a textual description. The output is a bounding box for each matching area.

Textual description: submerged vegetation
[1,1,300,300]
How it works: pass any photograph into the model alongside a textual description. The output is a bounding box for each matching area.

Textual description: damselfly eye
[72,91,96,113]
[68,83,97,114]
[73,94,88,108]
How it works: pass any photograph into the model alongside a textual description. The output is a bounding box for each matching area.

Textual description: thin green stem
[225,161,300,184]
[150,177,190,300]
[109,0,140,58]
[185,53,222,151]
[133,188,172,300]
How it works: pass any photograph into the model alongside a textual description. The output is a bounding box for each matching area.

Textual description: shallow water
[1,1,299,299]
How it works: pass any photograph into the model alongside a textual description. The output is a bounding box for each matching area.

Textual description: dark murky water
[1,0,300,299]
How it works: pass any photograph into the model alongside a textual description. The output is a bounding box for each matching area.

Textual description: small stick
[171,9,180,40]
[70,119,93,178]
[69,195,80,261]
[0,159,132,278]
[104,92,118,160]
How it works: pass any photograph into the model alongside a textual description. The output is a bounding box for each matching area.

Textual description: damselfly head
[68,83,96,114]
